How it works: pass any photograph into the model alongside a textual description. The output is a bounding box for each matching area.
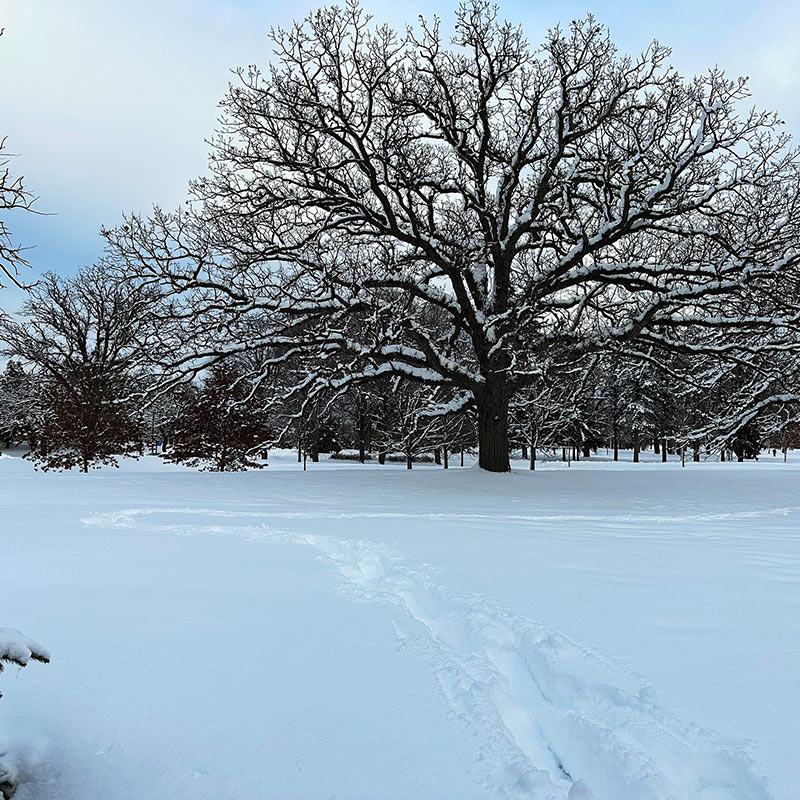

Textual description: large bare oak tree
[106,2,800,471]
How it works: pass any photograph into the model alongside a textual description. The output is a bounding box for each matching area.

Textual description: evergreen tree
[165,362,272,471]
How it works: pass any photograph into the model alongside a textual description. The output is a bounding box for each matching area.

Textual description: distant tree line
[0,263,794,471]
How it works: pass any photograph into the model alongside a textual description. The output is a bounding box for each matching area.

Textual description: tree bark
[443,448,448,469]
[476,379,511,472]
[661,437,668,463]
[633,429,640,463]
[582,442,590,458]
[406,450,413,470]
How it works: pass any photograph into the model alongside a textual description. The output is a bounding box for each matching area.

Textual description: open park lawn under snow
[0,450,798,800]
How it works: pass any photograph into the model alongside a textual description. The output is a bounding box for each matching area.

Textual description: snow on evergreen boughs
[0,628,49,677]
[0,629,49,798]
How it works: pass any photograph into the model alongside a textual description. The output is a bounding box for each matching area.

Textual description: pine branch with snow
[0,629,48,800]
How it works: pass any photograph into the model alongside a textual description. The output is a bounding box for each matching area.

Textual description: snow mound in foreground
[1,629,49,799]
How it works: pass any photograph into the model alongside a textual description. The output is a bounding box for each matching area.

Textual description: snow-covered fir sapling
[0,629,49,800]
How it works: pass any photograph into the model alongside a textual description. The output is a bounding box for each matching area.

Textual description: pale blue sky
[1,0,799,309]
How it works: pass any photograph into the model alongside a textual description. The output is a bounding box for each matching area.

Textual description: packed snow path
[83,506,769,799]
[2,452,798,798]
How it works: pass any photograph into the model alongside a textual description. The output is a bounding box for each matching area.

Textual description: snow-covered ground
[1,449,798,799]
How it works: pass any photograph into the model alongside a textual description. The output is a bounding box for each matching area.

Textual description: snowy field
[1,449,798,800]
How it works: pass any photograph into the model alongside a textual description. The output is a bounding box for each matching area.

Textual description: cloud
[1,0,799,310]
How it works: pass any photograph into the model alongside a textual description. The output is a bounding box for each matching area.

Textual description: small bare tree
[0,30,38,290]
[0,267,156,471]
[0,136,36,289]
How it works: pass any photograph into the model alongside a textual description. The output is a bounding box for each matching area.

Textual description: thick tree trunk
[530,446,536,471]
[434,448,441,465]
[378,451,386,465]
[443,448,448,469]
[521,443,528,460]
[661,437,668,463]
[693,441,700,463]
[654,436,660,455]
[406,450,413,470]
[476,380,511,472]
[633,429,640,463]
[582,442,590,458]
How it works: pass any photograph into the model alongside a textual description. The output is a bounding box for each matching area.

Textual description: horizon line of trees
[0,261,795,472]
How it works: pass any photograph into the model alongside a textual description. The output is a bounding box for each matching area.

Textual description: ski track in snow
[82,507,772,800]
[81,504,800,525]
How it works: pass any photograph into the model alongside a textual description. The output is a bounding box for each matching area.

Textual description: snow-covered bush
[0,629,49,800]
[329,449,373,461]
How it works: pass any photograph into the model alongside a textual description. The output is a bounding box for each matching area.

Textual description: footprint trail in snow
[83,507,771,800]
